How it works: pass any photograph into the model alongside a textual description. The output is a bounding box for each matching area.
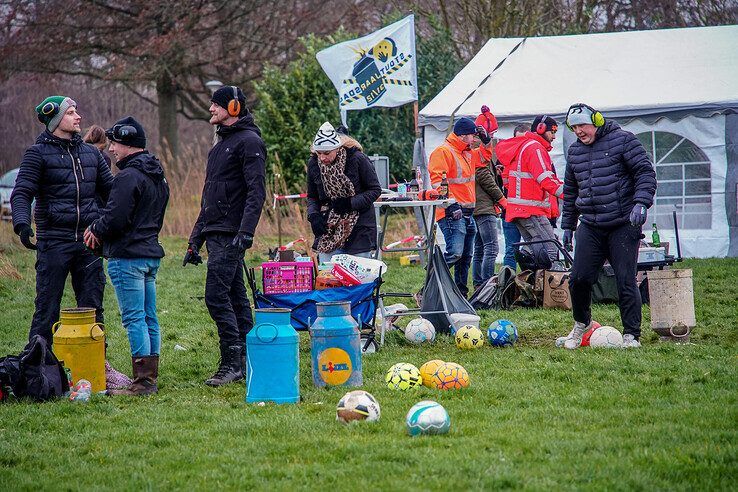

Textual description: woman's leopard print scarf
[316,147,359,253]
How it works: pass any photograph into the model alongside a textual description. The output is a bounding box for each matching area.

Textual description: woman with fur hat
[306,122,382,263]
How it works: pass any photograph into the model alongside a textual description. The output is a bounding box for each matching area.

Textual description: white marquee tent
[419,25,738,258]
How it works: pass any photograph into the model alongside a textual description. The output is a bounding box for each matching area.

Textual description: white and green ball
[406,400,450,436]
[404,317,436,344]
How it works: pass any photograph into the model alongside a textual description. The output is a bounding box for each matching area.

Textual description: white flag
[316,15,418,112]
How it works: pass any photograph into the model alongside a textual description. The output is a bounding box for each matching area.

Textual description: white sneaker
[622,334,641,348]
[556,322,590,349]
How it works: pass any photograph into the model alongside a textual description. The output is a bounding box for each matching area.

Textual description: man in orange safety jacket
[495,115,563,269]
[428,116,492,297]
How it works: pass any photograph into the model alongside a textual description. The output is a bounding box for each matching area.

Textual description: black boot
[205,345,243,387]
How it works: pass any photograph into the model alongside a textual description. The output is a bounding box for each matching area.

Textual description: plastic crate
[262,261,314,294]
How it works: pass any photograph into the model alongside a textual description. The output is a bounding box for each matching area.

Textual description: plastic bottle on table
[651,223,661,247]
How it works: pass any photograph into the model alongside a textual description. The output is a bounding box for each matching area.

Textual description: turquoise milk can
[310,301,363,387]
[246,308,299,404]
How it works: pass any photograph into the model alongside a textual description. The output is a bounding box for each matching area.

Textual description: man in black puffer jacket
[184,86,266,387]
[11,96,114,343]
[558,103,657,349]
[85,117,170,396]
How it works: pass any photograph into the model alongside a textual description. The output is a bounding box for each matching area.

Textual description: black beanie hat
[453,117,477,136]
[106,116,146,149]
[211,86,247,116]
[531,115,558,134]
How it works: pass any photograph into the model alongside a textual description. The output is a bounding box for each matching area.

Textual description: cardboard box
[400,254,421,266]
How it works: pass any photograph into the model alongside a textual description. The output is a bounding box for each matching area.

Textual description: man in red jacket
[495,115,563,268]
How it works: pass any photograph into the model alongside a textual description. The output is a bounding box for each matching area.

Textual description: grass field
[1,231,737,491]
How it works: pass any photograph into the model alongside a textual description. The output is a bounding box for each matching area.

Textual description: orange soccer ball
[431,362,470,390]
[419,359,445,388]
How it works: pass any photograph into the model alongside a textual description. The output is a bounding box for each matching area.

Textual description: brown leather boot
[109,355,158,396]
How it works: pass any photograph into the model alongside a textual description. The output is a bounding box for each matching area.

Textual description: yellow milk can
[52,308,106,392]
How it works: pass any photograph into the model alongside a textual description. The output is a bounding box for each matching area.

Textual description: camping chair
[246,267,383,353]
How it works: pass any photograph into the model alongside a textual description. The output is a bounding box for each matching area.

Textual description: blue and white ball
[487,319,518,347]
[406,400,450,436]
[404,318,436,344]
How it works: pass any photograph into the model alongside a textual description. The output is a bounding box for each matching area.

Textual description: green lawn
[1,234,737,490]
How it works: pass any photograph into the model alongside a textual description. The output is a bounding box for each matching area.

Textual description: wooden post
[413,101,420,137]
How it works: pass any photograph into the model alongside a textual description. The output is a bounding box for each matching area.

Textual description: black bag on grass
[0,335,69,402]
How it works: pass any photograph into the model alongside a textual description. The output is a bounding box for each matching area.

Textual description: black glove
[562,230,574,252]
[629,204,648,227]
[308,214,327,237]
[331,197,352,214]
[475,125,491,145]
[17,224,37,250]
[182,243,203,267]
[445,202,462,221]
[232,232,254,250]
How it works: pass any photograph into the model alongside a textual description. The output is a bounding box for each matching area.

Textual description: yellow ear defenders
[566,103,605,131]
[227,86,241,117]
[37,101,60,123]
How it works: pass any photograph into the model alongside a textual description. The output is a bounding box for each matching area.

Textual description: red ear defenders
[535,115,550,135]
[227,86,241,117]
[566,103,605,130]
[37,101,60,123]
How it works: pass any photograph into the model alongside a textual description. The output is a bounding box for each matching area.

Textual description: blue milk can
[310,301,363,387]
[246,308,299,404]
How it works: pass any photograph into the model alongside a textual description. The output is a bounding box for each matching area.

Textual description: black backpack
[0,335,70,402]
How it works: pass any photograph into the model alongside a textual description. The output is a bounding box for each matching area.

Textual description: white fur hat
[312,122,341,151]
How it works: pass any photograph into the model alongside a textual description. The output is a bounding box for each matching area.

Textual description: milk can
[648,269,696,342]
[310,301,362,387]
[52,308,106,392]
[246,308,299,404]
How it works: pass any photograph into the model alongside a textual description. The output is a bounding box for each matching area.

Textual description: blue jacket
[562,121,656,230]
[90,151,170,259]
[11,131,114,241]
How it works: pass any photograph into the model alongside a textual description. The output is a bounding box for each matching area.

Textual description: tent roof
[419,25,738,130]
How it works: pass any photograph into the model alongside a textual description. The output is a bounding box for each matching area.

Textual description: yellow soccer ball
[385,363,422,390]
[419,359,445,388]
[455,325,485,349]
[431,362,470,390]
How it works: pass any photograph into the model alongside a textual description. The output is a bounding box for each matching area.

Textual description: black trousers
[31,239,105,343]
[569,222,642,338]
[204,233,253,350]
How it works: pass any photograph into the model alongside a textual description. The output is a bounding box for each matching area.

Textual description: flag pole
[413,101,419,137]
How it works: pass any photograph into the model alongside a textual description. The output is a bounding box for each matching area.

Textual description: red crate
[262,261,314,294]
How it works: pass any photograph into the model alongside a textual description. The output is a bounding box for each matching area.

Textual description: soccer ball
[580,320,602,347]
[455,325,485,349]
[336,390,381,423]
[487,319,518,347]
[404,318,436,344]
[588,325,623,348]
[431,362,470,390]
[385,363,422,390]
[419,359,445,388]
[406,400,450,436]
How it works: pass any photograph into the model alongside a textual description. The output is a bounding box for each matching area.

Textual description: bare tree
[0,0,393,160]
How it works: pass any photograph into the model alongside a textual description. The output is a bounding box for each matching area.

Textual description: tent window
[637,130,712,230]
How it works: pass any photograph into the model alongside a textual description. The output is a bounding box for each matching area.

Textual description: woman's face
[316,149,339,164]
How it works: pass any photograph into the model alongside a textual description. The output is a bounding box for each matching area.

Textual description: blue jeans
[438,215,476,297]
[502,217,522,270]
[472,214,499,287]
[107,258,161,357]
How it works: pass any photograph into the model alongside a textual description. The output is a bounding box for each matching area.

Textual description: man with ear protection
[11,95,114,345]
[185,85,266,386]
[557,103,656,349]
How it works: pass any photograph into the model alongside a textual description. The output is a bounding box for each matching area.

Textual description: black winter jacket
[307,146,382,254]
[562,121,656,230]
[189,113,266,245]
[90,151,170,259]
[11,131,114,241]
